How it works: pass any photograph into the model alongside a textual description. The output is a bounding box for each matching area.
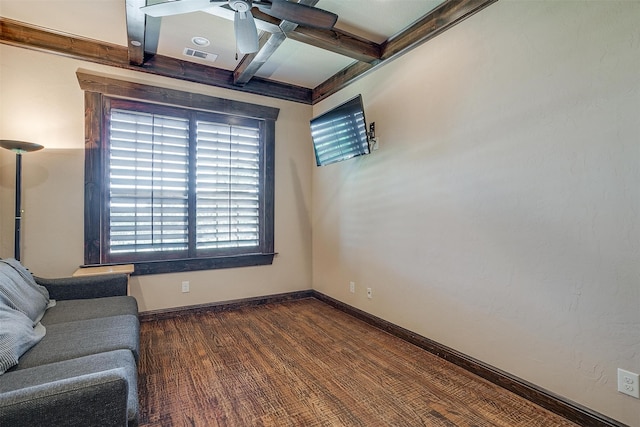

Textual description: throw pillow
[0,306,46,374]
[0,258,50,323]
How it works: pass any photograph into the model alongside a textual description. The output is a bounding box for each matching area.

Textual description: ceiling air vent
[183,48,218,62]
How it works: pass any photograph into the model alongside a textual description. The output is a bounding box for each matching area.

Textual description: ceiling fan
[141,0,339,54]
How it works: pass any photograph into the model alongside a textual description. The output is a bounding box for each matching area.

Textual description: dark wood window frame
[77,71,279,275]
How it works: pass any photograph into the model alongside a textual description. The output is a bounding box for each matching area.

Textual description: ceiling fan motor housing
[229,0,252,13]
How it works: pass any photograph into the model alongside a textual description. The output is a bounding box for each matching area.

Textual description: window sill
[124,253,277,276]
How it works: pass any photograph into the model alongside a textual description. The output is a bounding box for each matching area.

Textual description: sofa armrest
[34,274,128,300]
[0,369,129,427]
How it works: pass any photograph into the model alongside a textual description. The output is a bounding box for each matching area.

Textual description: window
[79,72,278,275]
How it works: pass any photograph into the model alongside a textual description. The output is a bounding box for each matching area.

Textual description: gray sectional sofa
[0,258,140,427]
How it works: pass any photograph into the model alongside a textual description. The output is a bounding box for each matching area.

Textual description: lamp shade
[0,140,44,153]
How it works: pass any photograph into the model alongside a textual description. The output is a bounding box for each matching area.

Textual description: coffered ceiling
[0,0,497,104]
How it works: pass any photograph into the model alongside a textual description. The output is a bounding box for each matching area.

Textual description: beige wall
[0,45,314,312]
[312,1,639,425]
[1,0,639,425]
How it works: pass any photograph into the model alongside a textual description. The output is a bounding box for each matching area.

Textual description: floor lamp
[0,140,44,261]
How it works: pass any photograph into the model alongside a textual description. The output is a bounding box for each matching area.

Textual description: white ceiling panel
[254,38,354,88]
[156,11,240,70]
[322,0,446,42]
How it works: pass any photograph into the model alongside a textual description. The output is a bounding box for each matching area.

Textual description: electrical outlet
[367,287,372,299]
[181,281,190,293]
[349,281,355,293]
[618,368,639,398]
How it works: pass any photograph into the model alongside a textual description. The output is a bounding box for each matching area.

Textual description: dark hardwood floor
[138,298,579,426]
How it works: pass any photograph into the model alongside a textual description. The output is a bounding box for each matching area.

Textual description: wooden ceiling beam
[248,9,381,63]
[234,8,382,68]
[312,0,498,103]
[0,17,312,104]
[126,0,162,65]
[204,6,283,33]
[0,17,129,66]
[142,54,312,102]
[381,0,496,60]
[125,0,147,65]
[286,26,381,64]
[234,31,285,86]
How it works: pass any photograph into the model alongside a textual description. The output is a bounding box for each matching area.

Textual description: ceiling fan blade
[141,0,226,17]
[256,0,338,29]
[234,11,259,54]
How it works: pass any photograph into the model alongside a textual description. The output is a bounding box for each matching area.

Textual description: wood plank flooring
[138,298,579,426]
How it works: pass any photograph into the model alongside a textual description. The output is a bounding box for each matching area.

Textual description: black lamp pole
[0,140,44,261]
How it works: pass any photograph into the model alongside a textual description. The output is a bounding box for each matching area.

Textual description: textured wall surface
[312,1,639,425]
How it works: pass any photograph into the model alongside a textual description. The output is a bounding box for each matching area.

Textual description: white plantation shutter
[84,90,276,273]
[108,110,190,255]
[106,105,266,261]
[196,121,261,250]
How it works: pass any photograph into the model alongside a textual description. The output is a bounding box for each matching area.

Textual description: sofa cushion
[0,349,138,425]
[0,259,50,323]
[15,315,140,369]
[41,296,138,325]
[0,308,46,375]
[35,274,129,301]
